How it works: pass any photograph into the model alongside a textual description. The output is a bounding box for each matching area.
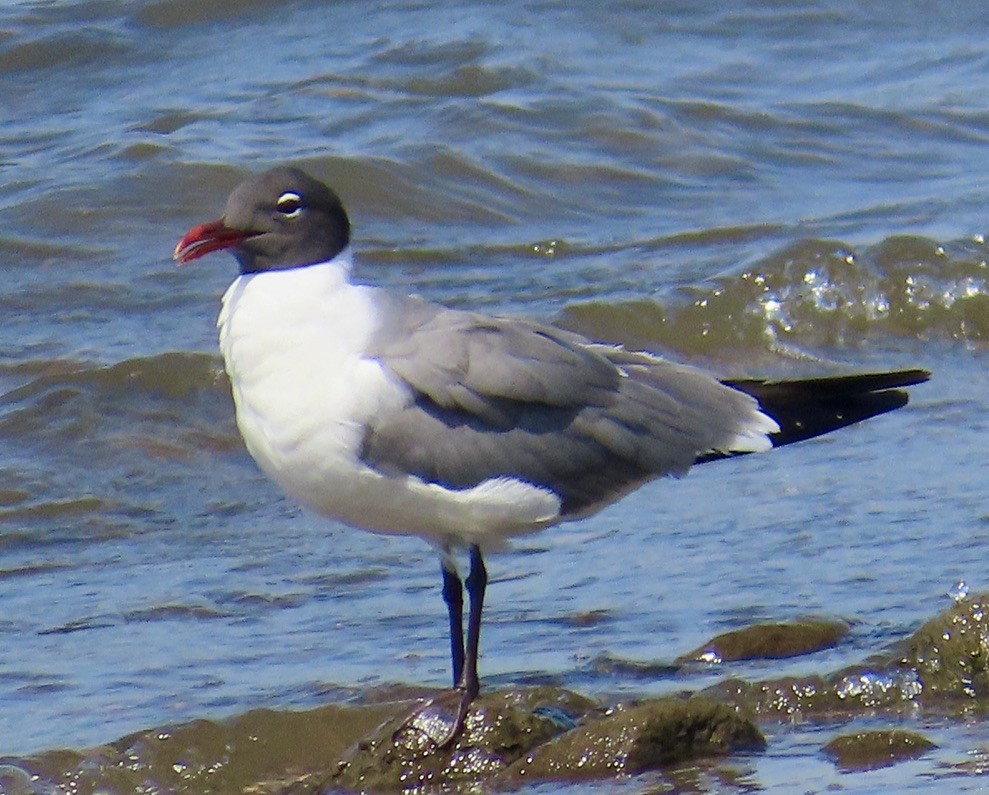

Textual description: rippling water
[2,1,988,790]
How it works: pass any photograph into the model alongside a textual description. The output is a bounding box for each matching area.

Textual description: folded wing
[361,295,778,517]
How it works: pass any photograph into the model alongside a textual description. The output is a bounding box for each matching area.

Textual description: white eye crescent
[276,191,303,218]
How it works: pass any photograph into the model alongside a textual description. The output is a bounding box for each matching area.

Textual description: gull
[175,166,929,743]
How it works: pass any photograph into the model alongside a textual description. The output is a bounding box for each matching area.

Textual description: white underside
[218,253,561,549]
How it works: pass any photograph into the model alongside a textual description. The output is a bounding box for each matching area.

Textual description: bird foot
[392,687,475,754]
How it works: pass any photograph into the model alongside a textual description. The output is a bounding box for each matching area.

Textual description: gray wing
[361,291,771,518]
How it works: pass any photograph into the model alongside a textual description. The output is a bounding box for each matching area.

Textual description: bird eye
[276,191,303,218]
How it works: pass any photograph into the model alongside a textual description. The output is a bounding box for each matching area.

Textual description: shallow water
[1,0,988,790]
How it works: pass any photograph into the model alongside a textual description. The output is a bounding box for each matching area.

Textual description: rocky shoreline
[4,593,987,794]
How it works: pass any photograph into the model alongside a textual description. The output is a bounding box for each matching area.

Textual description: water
[1,0,988,790]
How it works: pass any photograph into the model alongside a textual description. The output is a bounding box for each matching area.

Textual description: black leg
[393,544,487,751]
[458,544,487,702]
[440,554,465,686]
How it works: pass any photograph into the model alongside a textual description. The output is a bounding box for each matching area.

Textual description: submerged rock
[822,729,937,770]
[677,618,850,663]
[499,697,764,785]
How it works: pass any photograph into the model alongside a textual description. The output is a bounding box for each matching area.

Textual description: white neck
[327,245,354,277]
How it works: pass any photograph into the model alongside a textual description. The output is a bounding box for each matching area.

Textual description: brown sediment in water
[6,594,989,794]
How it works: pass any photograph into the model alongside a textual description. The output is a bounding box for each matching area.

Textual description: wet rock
[822,729,937,770]
[701,595,989,718]
[0,764,36,795]
[677,618,850,663]
[705,664,927,718]
[11,702,404,795]
[326,687,598,793]
[498,697,764,785]
[12,596,989,794]
[827,665,924,710]
[898,591,989,698]
[704,675,838,716]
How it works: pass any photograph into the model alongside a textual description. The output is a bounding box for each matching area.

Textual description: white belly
[218,261,561,548]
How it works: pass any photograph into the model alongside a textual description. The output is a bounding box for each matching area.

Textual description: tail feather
[698,368,930,463]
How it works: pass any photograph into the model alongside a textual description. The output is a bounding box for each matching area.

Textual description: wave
[558,235,989,359]
[0,353,244,536]
[4,232,980,460]
[1,352,235,449]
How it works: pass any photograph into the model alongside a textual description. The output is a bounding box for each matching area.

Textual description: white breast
[217,255,561,547]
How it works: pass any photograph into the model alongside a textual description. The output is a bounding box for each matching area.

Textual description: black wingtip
[701,368,930,462]
[733,368,931,398]
[731,368,930,448]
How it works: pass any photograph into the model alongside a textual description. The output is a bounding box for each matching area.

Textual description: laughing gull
[175,166,929,743]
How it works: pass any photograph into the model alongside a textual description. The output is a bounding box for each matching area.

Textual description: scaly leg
[440,551,465,686]
[458,544,486,701]
[393,544,488,751]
